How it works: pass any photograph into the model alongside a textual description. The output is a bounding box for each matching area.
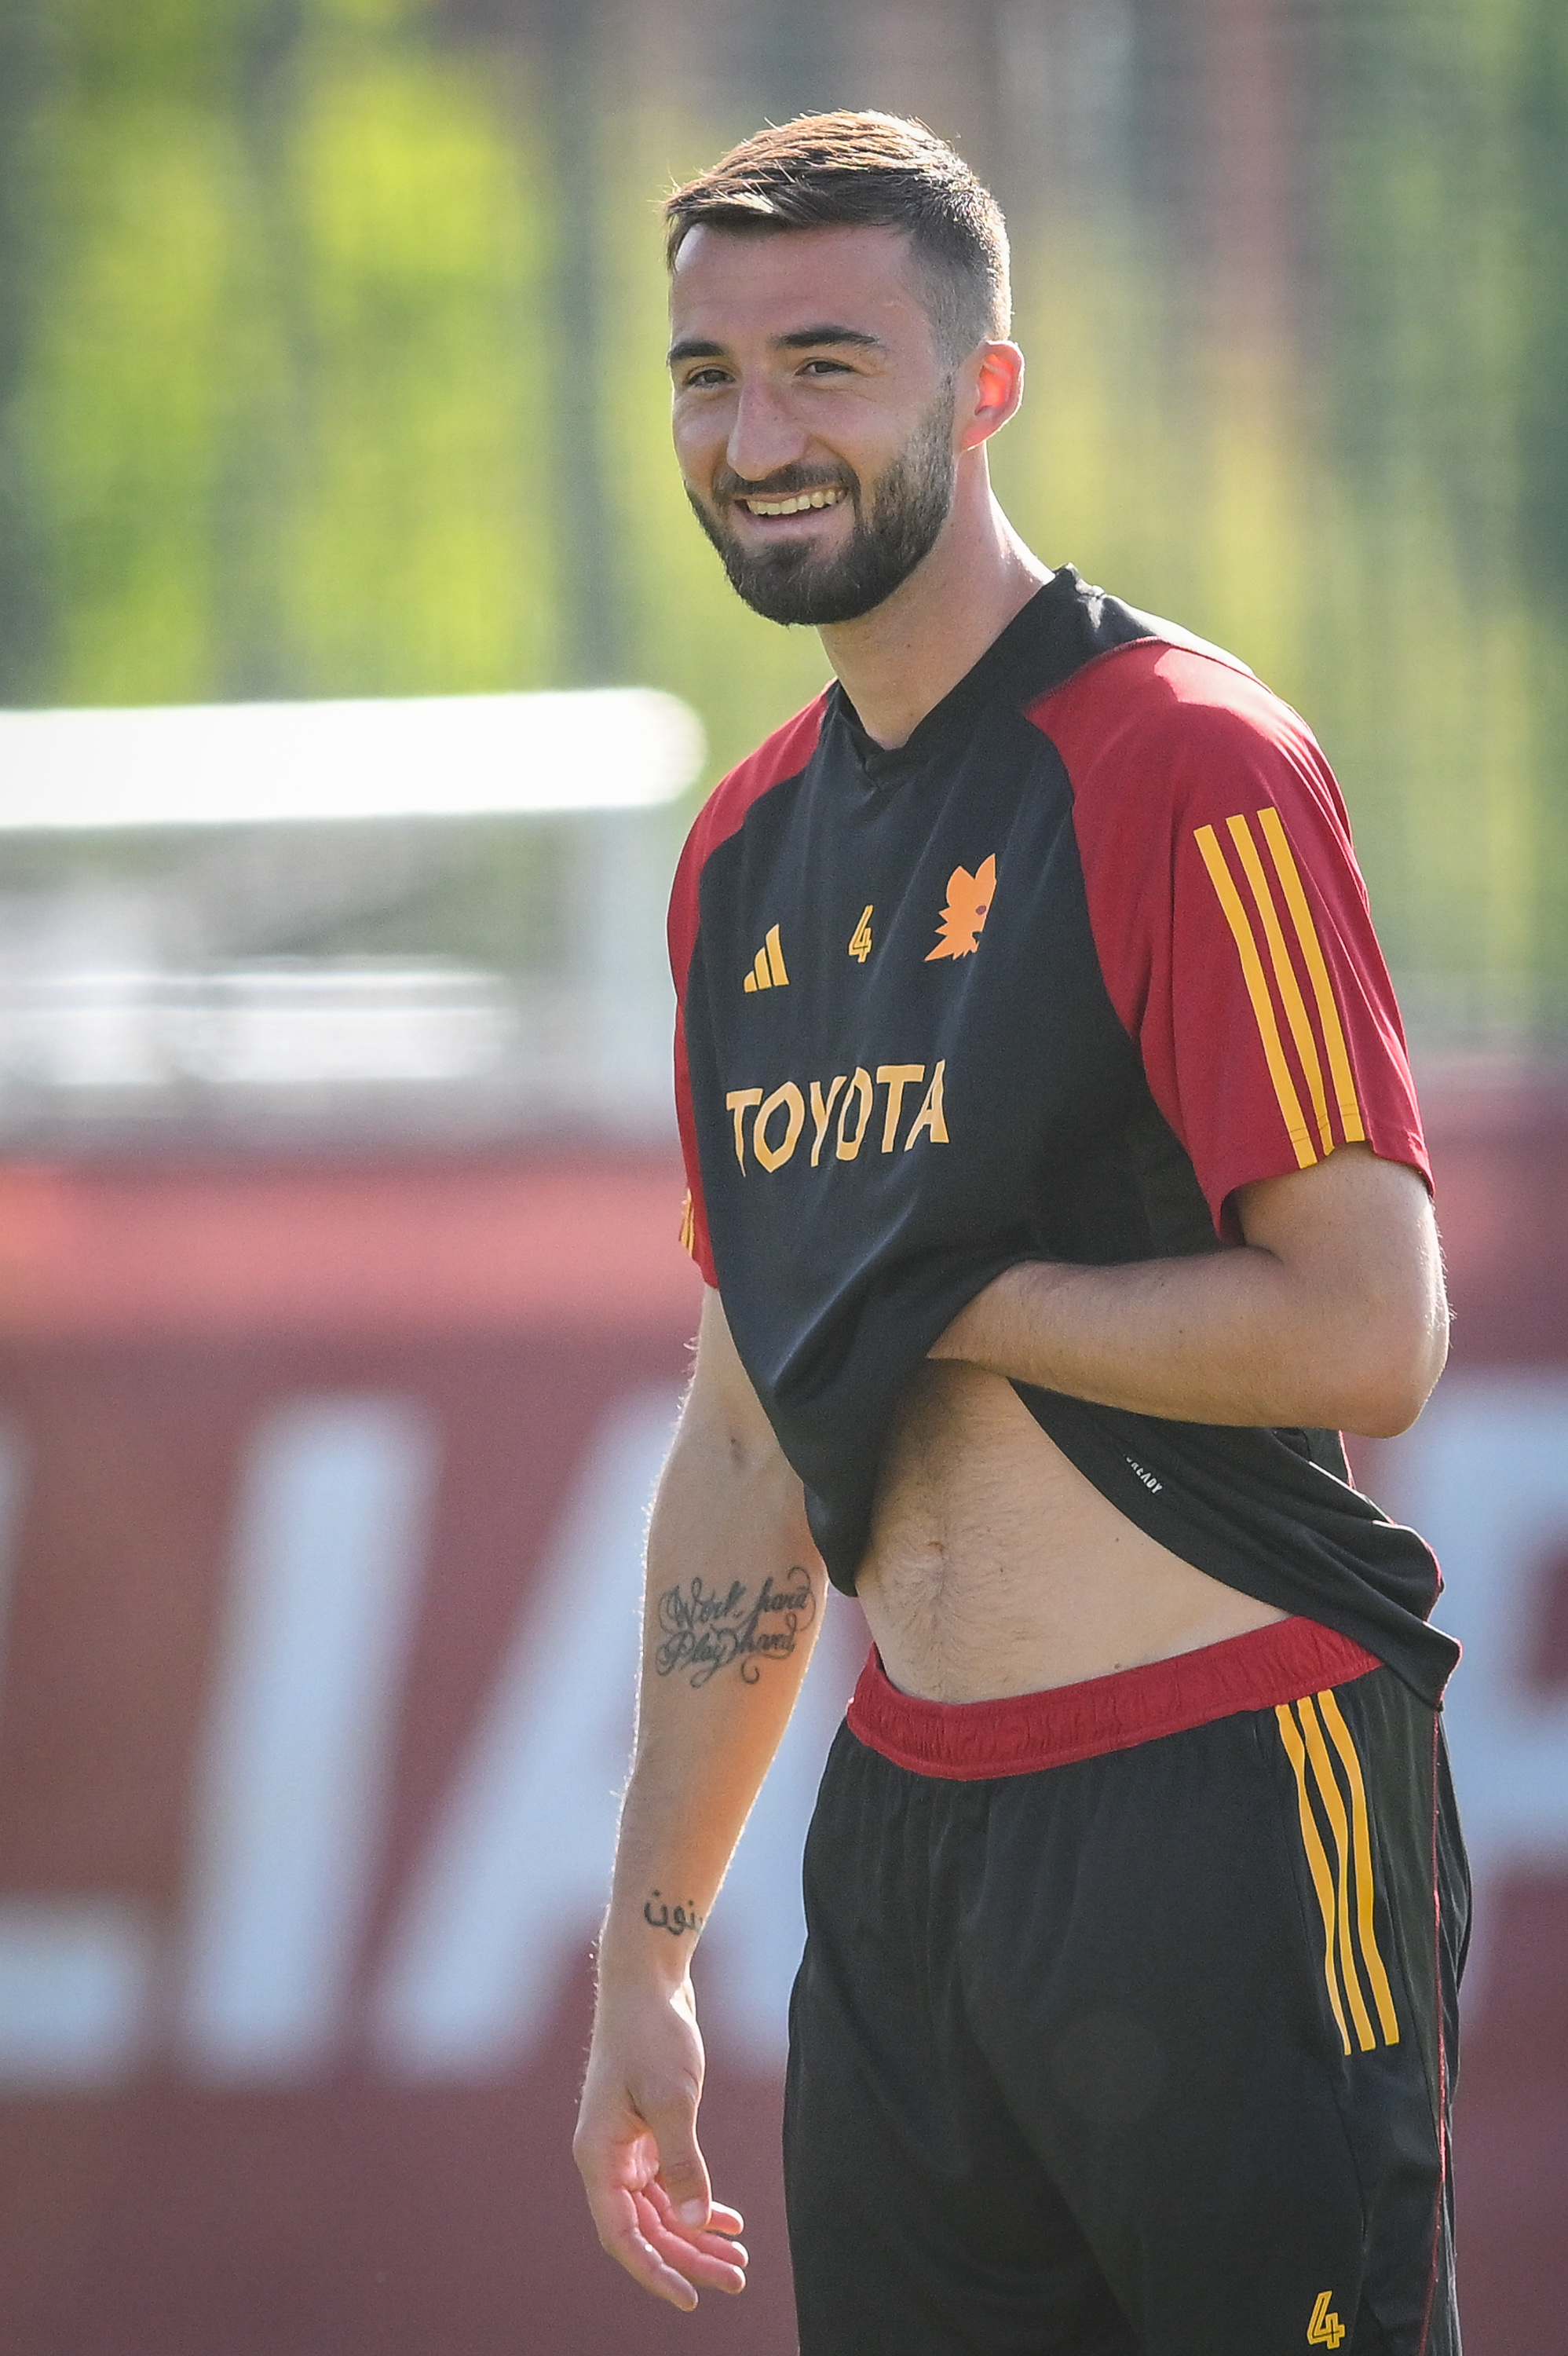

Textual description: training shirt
[668,567,1457,1703]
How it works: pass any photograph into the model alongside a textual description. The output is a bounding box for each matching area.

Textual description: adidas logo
[743,925,790,993]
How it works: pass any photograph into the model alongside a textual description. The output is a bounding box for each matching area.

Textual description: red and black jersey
[669,568,1457,1702]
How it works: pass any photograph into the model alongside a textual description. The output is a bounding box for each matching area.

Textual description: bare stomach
[855,1360,1285,1704]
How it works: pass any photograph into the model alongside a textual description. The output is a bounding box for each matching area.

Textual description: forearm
[931,1249,1350,1427]
[601,1634,817,1990]
[576,1289,829,2307]
[598,1406,825,1996]
[930,1147,1448,1437]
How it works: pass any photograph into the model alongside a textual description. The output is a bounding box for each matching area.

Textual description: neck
[817,458,1051,749]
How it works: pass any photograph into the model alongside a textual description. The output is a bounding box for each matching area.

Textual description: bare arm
[574,1286,826,2312]
[929,1143,1448,1436]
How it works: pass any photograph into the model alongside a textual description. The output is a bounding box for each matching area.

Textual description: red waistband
[845,1615,1383,1781]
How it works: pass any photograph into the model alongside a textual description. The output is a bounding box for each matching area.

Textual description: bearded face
[684,387,957,627]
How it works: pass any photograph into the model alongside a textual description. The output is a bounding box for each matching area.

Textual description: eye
[678,366,731,390]
[799,357,852,377]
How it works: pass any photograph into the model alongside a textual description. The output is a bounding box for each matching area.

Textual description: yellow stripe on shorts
[1276,1692,1399,2054]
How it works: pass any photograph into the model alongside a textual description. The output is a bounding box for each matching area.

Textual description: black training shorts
[784,1619,1467,2356]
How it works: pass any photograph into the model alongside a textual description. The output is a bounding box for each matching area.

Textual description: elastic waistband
[845,1615,1383,1781]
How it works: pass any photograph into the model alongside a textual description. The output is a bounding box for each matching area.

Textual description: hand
[573,1980,748,2311]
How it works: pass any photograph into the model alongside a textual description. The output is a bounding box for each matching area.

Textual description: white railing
[0,693,700,1140]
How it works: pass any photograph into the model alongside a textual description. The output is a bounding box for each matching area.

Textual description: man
[573,112,1465,2356]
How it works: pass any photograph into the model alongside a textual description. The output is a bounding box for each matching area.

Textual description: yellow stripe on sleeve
[1226,815,1335,1156]
[1298,1696,1378,2052]
[1318,1689,1401,2044]
[1276,1701,1352,2056]
[1193,825,1317,1169]
[1255,806,1366,1145]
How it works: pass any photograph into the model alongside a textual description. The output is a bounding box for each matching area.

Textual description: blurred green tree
[990,0,1568,1044]
[6,0,557,708]
[0,0,1562,1037]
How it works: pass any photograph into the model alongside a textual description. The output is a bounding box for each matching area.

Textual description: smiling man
[573,114,1465,2356]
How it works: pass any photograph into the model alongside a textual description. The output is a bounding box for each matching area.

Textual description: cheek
[671,404,725,480]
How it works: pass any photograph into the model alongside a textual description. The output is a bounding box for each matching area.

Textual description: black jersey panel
[685,697,1180,1587]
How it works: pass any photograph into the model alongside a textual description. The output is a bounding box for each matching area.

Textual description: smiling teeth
[742,488,846,516]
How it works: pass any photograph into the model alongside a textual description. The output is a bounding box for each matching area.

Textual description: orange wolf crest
[925,854,997,960]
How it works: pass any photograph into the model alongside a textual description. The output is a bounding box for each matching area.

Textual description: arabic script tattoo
[643,1890,705,1938]
[654,1569,817,1688]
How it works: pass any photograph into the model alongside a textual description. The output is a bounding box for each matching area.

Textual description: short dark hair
[663,112,1011,368]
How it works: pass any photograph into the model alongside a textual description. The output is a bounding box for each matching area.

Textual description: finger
[633,2192,747,2293]
[630,2083,711,2224]
[583,2175,703,2309]
[642,2230,747,2294]
[637,2182,749,2277]
[643,2179,746,2241]
[684,2227,750,2266]
[596,2190,704,2312]
[643,2107,713,2230]
[638,2204,750,2274]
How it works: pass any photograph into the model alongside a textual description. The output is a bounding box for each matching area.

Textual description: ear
[956,341,1025,453]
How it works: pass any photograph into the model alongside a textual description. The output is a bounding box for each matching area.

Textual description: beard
[685,391,957,627]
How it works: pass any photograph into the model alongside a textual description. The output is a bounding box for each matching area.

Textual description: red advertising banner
[0,1084,1563,2354]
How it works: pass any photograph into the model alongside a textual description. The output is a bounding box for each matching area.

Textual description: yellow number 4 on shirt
[1307,2291,1346,2348]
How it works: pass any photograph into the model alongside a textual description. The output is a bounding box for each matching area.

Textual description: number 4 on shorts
[1307,2290,1346,2348]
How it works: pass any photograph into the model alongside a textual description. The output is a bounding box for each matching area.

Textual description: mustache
[711,463,858,505]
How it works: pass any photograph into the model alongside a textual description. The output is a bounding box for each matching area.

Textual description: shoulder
[1029,638,1352,846]
[668,690,832,983]
[680,692,832,876]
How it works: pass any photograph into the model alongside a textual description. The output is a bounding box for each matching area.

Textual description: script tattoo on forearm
[643,1890,704,1937]
[653,1569,817,1688]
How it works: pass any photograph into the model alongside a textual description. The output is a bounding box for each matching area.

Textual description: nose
[726,378,809,486]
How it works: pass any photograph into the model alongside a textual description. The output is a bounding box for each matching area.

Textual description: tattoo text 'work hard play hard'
[654,1571,817,1687]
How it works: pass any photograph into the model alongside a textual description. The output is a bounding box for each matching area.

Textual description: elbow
[1336,1295,1450,1440]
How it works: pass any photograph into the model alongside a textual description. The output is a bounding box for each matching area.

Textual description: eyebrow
[667,324,886,368]
[777,324,884,352]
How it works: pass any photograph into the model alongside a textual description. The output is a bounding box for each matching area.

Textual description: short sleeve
[1037,644,1430,1238]
[669,815,718,1286]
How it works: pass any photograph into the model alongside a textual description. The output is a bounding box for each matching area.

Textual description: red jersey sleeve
[1034,642,1429,1239]
[668,810,718,1286]
[667,694,830,1287]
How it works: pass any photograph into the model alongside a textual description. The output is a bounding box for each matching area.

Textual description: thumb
[646,2096,712,2228]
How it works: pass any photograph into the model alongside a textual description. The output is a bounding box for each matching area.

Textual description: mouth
[732,486,849,519]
